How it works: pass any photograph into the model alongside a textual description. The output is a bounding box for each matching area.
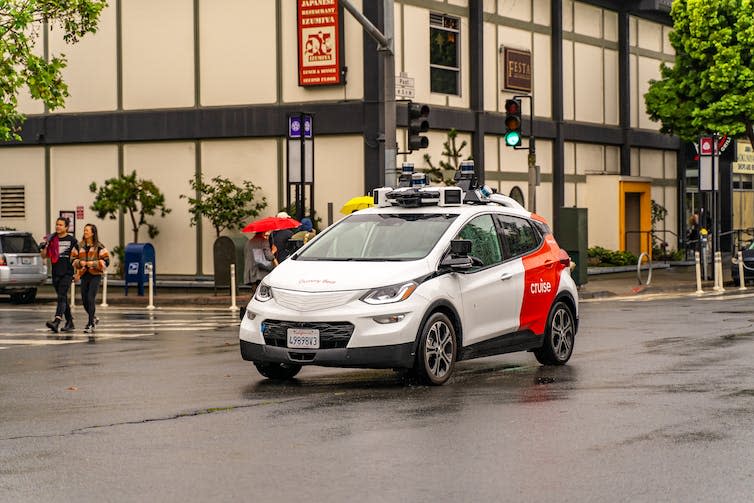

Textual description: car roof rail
[488,193,525,210]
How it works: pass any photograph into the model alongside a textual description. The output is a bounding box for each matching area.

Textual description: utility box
[213,236,246,294]
[557,207,588,286]
[124,242,155,296]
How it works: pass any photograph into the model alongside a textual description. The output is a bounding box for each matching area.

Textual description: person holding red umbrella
[270,212,296,264]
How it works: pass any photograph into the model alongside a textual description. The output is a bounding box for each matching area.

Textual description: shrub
[588,246,639,267]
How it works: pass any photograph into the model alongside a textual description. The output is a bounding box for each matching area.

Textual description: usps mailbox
[124,243,155,296]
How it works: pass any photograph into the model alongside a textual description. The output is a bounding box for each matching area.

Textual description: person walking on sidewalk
[40,217,78,333]
[72,224,110,334]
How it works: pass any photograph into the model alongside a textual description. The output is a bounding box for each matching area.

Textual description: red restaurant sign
[297,0,342,86]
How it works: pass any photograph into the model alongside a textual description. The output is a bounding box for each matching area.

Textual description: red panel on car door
[519,235,562,334]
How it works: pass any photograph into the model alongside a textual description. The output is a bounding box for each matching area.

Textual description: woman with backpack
[72,223,110,334]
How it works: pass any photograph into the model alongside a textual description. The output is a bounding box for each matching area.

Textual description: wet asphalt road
[2,293,754,502]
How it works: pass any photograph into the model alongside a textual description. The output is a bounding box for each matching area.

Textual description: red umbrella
[242,216,301,233]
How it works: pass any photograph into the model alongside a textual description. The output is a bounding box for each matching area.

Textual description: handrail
[637,252,652,286]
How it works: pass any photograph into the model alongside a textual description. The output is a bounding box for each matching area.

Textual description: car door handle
[500,272,513,281]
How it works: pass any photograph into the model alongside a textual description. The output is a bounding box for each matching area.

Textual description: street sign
[395,72,415,99]
[699,136,713,156]
[396,87,415,98]
[289,115,313,139]
[396,75,414,87]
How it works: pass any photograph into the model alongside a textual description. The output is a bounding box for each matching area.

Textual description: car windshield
[0,234,38,254]
[296,213,457,261]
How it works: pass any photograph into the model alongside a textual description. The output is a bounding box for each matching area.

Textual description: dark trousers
[80,273,101,325]
[52,274,73,323]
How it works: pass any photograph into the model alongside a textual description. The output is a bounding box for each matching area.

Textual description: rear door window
[497,215,541,258]
[0,234,38,254]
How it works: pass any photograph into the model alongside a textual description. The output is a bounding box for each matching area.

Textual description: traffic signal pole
[341,0,396,187]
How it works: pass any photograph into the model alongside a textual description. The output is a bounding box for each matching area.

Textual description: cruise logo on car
[530,279,552,294]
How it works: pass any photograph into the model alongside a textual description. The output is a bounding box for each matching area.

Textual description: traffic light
[504,98,522,147]
[407,101,430,151]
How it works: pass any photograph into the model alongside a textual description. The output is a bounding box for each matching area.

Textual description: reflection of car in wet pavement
[241,181,579,385]
[731,241,754,285]
[0,231,46,304]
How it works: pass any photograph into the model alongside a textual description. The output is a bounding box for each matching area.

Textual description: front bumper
[239,288,430,368]
[240,339,416,368]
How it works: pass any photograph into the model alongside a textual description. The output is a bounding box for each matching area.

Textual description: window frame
[429,12,461,96]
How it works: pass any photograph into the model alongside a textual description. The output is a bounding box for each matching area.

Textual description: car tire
[10,288,36,304]
[413,312,457,386]
[534,301,575,366]
[253,361,302,380]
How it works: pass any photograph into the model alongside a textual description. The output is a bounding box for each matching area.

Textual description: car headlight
[254,283,273,302]
[361,281,418,305]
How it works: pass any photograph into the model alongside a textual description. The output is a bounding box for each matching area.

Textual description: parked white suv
[0,231,47,303]
[240,185,578,385]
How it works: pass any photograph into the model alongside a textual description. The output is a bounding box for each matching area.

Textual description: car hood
[266,258,432,292]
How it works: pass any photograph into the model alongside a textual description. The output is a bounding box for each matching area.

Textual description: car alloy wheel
[416,312,457,385]
[535,301,575,365]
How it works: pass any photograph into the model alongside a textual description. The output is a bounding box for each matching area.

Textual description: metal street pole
[382,0,397,187]
[341,0,396,187]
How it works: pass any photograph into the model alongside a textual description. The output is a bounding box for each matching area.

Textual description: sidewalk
[579,263,736,299]
[26,264,745,307]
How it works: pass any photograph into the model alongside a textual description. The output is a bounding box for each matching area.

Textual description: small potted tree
[181,174,267,290]
[89,171,171,278]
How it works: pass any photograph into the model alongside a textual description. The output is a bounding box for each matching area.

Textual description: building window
[0,186,25,218]
[430,12,460,96]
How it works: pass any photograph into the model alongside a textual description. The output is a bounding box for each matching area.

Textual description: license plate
[21,257,31,265]
[287,328,320,349]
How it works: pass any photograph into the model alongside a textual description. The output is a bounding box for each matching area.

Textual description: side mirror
[440,239,473,270]
[440,255,473,270]
[450,239,472,256]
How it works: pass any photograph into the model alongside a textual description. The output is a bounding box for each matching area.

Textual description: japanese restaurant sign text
[298,0,343,86]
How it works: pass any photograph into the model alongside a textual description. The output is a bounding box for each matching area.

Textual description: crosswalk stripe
[0,315,239,348]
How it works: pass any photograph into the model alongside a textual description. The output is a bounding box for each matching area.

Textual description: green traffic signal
[504,130,521,147]
[503,98,522,148]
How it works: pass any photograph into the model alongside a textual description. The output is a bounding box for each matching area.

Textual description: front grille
[261,320,355,349]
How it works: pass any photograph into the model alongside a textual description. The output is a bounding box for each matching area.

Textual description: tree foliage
[0,0,107,141]
[89,171,171,243]
[422,128,468,185]
[645,0,754,148]
[181,175,267,238]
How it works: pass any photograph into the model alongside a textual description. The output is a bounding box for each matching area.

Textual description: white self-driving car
[240,183,579,385]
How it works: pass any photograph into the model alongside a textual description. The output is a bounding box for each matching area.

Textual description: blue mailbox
[124,243,155,296]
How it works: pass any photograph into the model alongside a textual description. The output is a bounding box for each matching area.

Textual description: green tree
[644,0,754,148]
[0,0,108,141]
[89,171,171,243]
[422,128,468,185]
[180,175,267,238]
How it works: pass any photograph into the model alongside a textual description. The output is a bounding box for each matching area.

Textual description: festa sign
[297,0,343,86]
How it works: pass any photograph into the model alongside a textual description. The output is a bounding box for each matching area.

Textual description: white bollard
[738,251,746,291]
[229,264,239,312]
[100,270,109,307]
[715,252,725,292]
[146,264,155,310]
[70,278,75,307]
[695,251,703,294]
[712,252,720,291]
